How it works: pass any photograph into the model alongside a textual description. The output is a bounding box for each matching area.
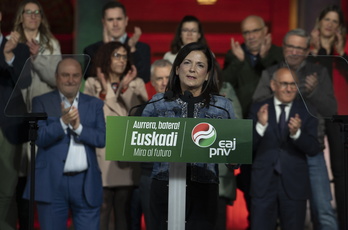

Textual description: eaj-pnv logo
[191,123,217,148]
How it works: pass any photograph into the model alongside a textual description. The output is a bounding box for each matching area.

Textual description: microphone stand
[25,113,47,230]
[128,91,173,116]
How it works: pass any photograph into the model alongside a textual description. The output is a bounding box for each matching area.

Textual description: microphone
[128,91,173,116]
[209,103,231,119]
[181,91,231,119]
[183,90,193,99]
[182,91,194,117]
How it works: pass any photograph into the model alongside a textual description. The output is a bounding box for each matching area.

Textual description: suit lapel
[47,91,62,116]
[78,93,87,124]
[268,100,281,138]
[289,99,298,119]
[288,99,301,136]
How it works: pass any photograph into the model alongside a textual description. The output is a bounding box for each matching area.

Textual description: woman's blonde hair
[13,0,56,53]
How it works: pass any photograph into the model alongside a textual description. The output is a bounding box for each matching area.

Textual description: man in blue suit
[23,58,106,230]
[249,67,319,230]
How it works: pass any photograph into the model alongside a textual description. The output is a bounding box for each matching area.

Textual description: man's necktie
[278,104,287,135]
[275,104,287,174]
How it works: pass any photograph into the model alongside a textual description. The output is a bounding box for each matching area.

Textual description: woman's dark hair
[93,41,132,81]
[166,42,219,105]
[170,15,208,54]
[318,5,346,39]
[318,5,345,27]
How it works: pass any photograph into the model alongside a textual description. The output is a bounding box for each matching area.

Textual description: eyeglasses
[181,28,199,34]
[283,43,308,52]
[274,80,297,89]
[113,53,127,61]
[23,10,41,17]
[242,27,264,36]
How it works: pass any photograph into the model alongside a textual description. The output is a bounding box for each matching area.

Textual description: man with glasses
[222,15,283,119]
[222,15,282,228]
[249,67,319,229]
[83,1,151,83]
[253,29,335,103]
[253,29,338,230]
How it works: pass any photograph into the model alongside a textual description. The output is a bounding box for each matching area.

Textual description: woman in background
[311,5,347,58]
[84,41,147,230]
[311,5,348,230]
[12,0,61,110]
[163,15,208,63]
[11,1,61,229]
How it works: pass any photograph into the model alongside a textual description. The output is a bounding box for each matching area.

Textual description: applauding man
[23,58,105,230]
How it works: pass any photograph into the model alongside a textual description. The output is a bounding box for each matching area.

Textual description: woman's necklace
[111,82,119,93]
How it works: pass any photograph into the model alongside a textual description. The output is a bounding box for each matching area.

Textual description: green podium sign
[106,116,252,164]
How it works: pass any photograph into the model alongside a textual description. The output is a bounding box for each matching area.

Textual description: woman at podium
[141,42,236,230]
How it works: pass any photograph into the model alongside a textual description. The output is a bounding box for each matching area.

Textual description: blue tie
[274,104,287,174]
[278,104,287,135]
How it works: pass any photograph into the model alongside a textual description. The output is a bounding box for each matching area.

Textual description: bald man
[253,29,338,230]
[222,15,283,118]
[249,67,319,229]
[221,15,283,227]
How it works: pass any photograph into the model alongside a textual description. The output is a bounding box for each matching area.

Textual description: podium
[106,116,252,229]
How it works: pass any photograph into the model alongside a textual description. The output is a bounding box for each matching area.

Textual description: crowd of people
[1,0,348,230]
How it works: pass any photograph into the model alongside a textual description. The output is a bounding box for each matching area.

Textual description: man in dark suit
[253,29,338,230]
[249,67,319,230]
[0,9,30,230]
[83,1,151,83]
[23,58,105,230]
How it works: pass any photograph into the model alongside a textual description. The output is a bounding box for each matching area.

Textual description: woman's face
[181,21,201,45]
[176,50,209,96]
[110,46,128,76]
[21,3,42,31]
[319,11,340,38]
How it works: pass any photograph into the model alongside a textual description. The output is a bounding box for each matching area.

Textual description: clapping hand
[305,73,318,94]
[259,33,272,58]
[26,39,40,57]
[121,65,137,91]
[128,27,142,53]
[3,31,20,61]
[103,24,113,43]
[334,30,345,56]
[288,113,301,136]
[230,37,244,61]
[96,67,108,93]
[257,103,269,126]
[61,103,80,130]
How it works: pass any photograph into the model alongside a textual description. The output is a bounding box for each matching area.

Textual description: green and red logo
[191,122,217,148]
